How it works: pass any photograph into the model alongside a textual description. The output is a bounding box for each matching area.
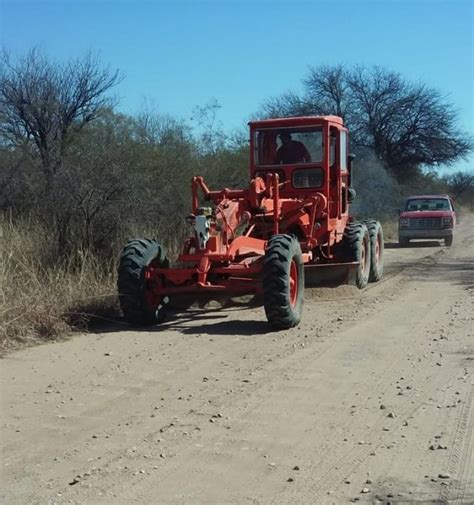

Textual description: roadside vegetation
[1,49,472,351]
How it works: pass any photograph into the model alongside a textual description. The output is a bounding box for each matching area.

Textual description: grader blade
[304,262,359,287]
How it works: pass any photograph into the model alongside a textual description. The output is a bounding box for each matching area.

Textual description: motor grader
[117,115,384,329]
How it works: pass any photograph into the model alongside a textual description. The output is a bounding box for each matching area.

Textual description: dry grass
[0,216,120,354]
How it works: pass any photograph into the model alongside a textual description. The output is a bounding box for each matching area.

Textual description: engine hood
[400,210,454,219]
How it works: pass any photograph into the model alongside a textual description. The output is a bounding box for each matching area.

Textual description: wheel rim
[144,266,164,312]
[289,260,298,308]
[360,236,368,275]
[374,233,381,265]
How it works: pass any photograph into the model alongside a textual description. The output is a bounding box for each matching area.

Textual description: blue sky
[1,0,473,171]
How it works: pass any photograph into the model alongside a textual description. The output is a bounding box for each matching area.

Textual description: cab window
[405,198,451,211]
[255,128,323,166]
[292,168,324,188]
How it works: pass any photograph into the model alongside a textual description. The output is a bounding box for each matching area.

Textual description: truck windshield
[255,128,323,166]
[405,198,451,211]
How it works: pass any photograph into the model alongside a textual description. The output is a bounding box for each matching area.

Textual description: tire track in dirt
[271,263,471,503]
[439,383,474,504]
[51,259,411,504]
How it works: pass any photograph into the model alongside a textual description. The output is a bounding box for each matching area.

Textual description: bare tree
[191,98,227,154]
[261,91,315,119]
[443,170,474,206]
[0,48,122,183]
[259,64,472,182]
[304,64,349,118]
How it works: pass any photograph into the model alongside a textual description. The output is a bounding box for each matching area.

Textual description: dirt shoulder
[1,219,473,505]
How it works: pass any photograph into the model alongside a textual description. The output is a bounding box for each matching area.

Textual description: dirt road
[2,219,473,505]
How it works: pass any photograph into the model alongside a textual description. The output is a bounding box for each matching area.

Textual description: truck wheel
[263,234,304,329]
[117,239,169,325]
[343,222,371,289]
[365,220,384,282]
[444,235,453,247]
[399,237,409,247]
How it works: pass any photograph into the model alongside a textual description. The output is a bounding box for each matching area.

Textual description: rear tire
[365,220,384,282]
[117,239,169,325]
[343,222,371,289]
[444,235,453,247]
[263,234,304,329]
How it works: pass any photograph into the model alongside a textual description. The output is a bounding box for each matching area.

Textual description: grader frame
[118,116,384,329]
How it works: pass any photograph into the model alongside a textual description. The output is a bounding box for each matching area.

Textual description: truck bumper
[398,228,453,240]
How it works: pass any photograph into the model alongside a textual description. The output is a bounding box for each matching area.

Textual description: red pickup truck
[398,194,456,247]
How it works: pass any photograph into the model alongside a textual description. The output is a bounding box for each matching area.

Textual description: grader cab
[118,116,384,329]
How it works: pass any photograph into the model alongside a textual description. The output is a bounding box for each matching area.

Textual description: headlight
[442,217,453,227]
[399,218,409,228]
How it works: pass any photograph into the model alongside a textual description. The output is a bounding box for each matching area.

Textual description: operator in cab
[275,132,311,164]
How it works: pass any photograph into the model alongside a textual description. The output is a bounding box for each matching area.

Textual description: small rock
[438,473,450,479]
[287,477,294,482]
[387,412,395,418]
[293,465,300,471]
[361,487,370,493]
[380,404,386,410]
[366,479,372,484]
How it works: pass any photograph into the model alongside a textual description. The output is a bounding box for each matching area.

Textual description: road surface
[1,218,473,504]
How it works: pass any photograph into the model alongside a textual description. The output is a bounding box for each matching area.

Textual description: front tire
[263,234,304,329]
[343,222,371,289]
[445,235,453,247]
[117,239,169,325]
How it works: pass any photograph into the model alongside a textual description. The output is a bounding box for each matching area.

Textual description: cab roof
[248,115,344,128]
[406,194,451,200]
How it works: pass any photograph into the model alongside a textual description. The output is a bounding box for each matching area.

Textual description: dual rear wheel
[343,220,384,288]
